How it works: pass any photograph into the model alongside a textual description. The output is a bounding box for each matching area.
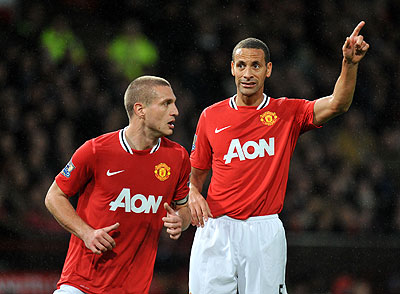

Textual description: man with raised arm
[188,22,369,294]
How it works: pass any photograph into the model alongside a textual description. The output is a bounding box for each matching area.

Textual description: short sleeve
[190,109,212,170]
[296,99,322,134]
[55,139,95,197]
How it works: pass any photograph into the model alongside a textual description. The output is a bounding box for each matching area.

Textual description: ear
[134,102,145,119]
[231,61,235,77]
[265,62,272,78]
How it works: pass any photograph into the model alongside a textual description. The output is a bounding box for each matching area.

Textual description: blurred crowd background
[0,0,399,293]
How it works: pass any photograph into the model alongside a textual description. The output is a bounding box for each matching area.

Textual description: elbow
[44,192,52,210]
[329,91,354,115]
[333,105,350,115]
[329,99,351,116]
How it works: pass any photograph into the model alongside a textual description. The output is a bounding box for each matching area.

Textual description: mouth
[167,120,175,129]
[240,81,257,88]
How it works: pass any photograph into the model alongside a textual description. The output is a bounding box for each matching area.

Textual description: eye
[253,64,260,69]
[162,100,174,107]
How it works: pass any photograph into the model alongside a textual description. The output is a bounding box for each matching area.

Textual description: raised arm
[189,167,213,227]
[313,21,369,126]
[45,181,119,254]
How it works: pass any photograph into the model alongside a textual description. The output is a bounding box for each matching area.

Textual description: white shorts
[53,284,87,294]
[189,215,288,294]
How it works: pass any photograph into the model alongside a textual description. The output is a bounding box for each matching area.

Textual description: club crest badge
[260,111,278,126]
[154,163,171,181]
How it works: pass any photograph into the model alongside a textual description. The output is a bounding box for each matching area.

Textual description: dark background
[0,0,399,293]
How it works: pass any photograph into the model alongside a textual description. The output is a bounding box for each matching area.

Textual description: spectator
[108,20,158,80]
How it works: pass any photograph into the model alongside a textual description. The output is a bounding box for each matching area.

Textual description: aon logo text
[109,188,163,213]
[223,138,275,164]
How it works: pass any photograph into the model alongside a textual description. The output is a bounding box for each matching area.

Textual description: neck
[125,123,159,150]
[236,92,264,107]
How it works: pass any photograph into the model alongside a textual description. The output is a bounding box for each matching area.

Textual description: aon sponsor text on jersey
[223,138,275,164]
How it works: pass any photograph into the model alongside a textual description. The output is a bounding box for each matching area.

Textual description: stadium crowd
[0,0,399,293]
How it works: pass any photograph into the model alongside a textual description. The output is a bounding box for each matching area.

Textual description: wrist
[177,206,191,231]
[77,224,94,241]
[343,57,359,67]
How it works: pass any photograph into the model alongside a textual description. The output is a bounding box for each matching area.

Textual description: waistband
[217,214,278,222]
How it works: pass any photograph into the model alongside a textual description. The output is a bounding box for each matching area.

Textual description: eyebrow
[235,60,262,65]
[160,97,175,103]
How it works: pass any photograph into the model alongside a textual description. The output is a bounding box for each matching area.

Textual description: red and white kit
[190,94,319,219]
[56,128,190,294]
[189,94,319,294]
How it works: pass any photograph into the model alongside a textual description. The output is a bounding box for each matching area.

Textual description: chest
[94,152,180,198]
[208,110,294,157]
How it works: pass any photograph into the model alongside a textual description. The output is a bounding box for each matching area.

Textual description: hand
[342,21,369,64]
[82,222,119,255]
[162,203,183,240]
[188,190,213,227]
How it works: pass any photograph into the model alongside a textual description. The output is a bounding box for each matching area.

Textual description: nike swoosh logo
[215,126,231,133]
[106,169,125,176]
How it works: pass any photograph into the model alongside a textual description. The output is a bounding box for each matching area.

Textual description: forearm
[189,167,209,195]
[314,59,359,125]
[45,181,93,240]
[331,58,359,112]
[176,205,191,231]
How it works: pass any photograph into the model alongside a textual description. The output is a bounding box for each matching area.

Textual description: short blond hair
[124,76,171,118]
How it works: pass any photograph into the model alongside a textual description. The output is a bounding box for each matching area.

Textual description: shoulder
[92,130,120,143]
[91,130,121,144]
[269,96,314,107]
[202,98,231,117]
[88,130,121,153]
[161,137,189,158]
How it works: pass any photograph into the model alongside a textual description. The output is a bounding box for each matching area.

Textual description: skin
[125,85,179,150]
[230,48,272,107]
[189,21,369,227]
[45,84,191,254]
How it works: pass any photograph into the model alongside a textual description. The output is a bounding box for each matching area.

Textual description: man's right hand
[83,222,120,255]
[189,190,213,228]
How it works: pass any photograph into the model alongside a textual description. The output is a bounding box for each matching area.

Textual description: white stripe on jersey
[150,138,161,154]
[229,94,270,110]
[120,127,133,154]
[119,127,161,154]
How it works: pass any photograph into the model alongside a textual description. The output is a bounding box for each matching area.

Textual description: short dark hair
[124,76,171,118]
[232,38,270,64]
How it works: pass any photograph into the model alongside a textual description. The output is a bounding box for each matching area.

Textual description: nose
[171,103,179,117]
[243,66,253,79]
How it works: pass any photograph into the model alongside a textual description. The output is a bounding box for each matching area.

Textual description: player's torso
[61,132,187,292]
[201,96,305,218]
[77,135,183,232]
[207,97,297,168]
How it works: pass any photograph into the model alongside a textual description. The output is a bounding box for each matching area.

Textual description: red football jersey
[190,94,320,219]
[55,128,190,294]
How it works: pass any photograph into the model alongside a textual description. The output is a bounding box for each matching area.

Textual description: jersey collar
[119,127,161,154]
[229,93,270,110]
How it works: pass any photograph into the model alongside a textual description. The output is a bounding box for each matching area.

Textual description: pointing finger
[350,21,365,38]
